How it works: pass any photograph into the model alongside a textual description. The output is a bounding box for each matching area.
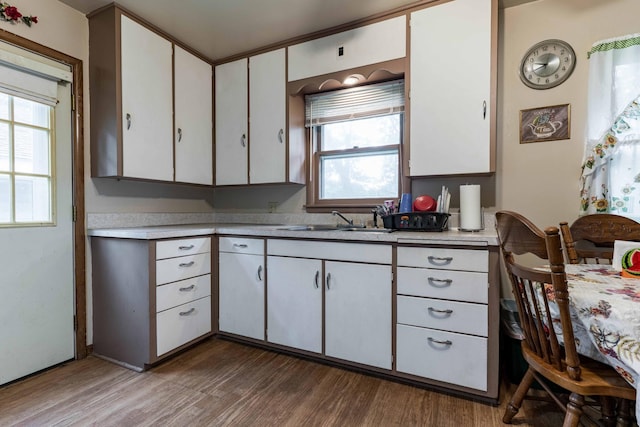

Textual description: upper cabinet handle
[178,127,183,142]
[241,134,247,147]
[278,128,284,143]
[314,270,320,289]
[482,101,487,120]
[326,272,332,290]
[257,265,263,281]
[126,113,131,130]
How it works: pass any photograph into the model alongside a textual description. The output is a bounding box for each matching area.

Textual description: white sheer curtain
[580,34,640,219]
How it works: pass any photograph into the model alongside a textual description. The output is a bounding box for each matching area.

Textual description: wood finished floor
[0,337,567,426]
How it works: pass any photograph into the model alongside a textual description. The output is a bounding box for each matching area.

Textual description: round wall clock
[519,39,576,90]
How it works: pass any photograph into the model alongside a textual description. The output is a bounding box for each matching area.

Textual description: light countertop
[87,223,499,246]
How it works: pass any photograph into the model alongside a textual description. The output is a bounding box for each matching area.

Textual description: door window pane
[0,174,10,222]
[0,122,9,171]
[15,175,50,222]
[13,97,50,128]
[14,125,50,174]
[0,92,8,120]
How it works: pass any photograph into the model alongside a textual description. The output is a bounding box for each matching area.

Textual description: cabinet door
[215,58,248,185]
[325,261,392,369]
[218,252,264,339]
[266,256,322,353]
[120,15,173,181]
[174,46,213,185]
[249,48,286,184]
[409,0,493,176]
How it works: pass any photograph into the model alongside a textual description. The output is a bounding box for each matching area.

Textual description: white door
[325,261,392,369]
[249,48,286,184]
[174,46,213,185]
[266,255,322,353]
[0,67,75,384]
[215,58,248,185]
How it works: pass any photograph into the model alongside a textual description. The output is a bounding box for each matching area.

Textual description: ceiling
[59,0,428,61]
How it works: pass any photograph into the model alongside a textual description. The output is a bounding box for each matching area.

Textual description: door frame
[0,28,87,359]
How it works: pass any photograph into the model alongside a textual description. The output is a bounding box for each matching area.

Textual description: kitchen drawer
[219,237,264,255]
[268,239,391,264]
[156,296,211,356]
[156,237,211,260]
[396,324,487,391]
[397,267,488,304]
[397,295,487,336]
[156,253,211,285]
[156,274,211,312]
[397,246,488,272]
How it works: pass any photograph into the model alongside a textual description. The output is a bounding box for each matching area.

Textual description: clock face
[520,39,576,89]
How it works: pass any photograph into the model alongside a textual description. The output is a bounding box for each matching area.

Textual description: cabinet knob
[427,277,453,287]
[179,307,196,316]
[428,307,453,315]
[241,134,247,147]
[326,272,332,290]
[126,113,131,130]
[257,265,263,281]
[482,100,487,120]
[178,127,183,142]
[278,128,284,143]
[179,261,195,268]
[314,270,320,289]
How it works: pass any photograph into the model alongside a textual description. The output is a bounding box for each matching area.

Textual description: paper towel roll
[460,184,482,231]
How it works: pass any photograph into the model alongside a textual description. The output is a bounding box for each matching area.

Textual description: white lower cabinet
[266,239,392,369]
[325,261,392,369]
[266,256,322,353]
[395,244,493,394]
[218,237,265,340]
[91,236,213,371]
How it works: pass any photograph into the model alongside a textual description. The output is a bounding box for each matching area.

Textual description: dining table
[558,263,640,420]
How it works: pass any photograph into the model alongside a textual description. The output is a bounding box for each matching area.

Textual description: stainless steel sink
[278,225,392,233]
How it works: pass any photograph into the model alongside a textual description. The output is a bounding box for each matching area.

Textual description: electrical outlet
[268,202,278,213]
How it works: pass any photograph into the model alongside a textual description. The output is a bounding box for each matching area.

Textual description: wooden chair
[560,214,640,264]
[496,211,636,426]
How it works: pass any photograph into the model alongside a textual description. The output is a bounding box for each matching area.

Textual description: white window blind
[0,47,72,106]
[305,80,404,127]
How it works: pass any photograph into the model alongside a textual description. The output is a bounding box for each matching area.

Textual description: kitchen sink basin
[278,225,392,233]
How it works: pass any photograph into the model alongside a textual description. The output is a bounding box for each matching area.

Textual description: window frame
[306,111,404,212]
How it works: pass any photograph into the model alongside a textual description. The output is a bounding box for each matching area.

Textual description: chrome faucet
[332,210,365,228]
[332,210,354,226]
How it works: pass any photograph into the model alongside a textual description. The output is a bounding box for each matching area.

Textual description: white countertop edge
[88,223,499,245]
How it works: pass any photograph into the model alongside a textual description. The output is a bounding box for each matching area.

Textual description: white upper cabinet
[249,48,286,184]
[89,7,214,185]
[288,16,406,81]
[174,46,213,185]
[409,0,495,176]
[120,15,173,181]
[215,58,249,185]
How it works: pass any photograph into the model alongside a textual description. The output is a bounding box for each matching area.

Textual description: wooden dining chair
[496,211,636,427]
[560,214,640,264]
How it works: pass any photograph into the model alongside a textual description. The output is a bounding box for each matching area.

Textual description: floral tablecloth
[549,264,640,419]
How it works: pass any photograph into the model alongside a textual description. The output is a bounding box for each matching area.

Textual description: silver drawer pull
[178,245,194,250]
[233,243,248,248]
[428,337,452,346]
[179,308,196,316]
[427,256,453,263]
[427,277,453,287]
[179,284,195,292]
[428,307,453,315]
[179,261,195,267]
